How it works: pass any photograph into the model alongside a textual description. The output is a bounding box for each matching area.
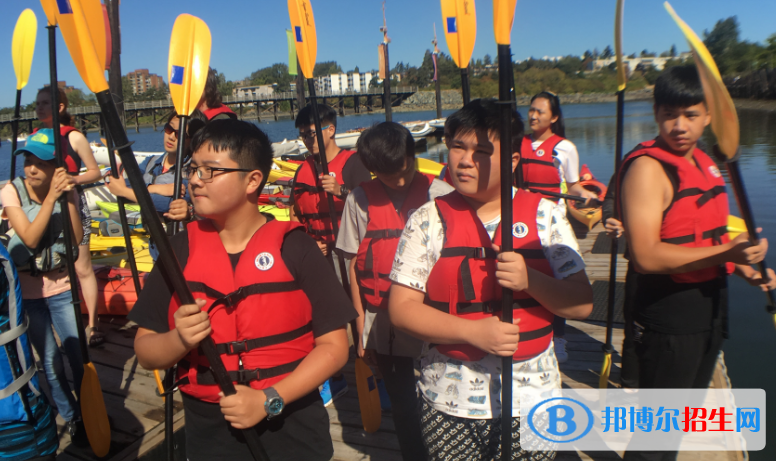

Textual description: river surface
[1,101,774,458]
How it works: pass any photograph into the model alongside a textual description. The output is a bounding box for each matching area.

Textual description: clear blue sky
[2,0,775,109]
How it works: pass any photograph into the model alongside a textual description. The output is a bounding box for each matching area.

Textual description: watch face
[268,399,283,415]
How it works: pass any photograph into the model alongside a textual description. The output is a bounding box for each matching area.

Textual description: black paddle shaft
[95,90,270,461]
[497,43,514,461]
[48,25,89,366]
[722,156,776,312]
[527,188,603,206]
[169,117,188,236]
[603,89,626,362]
[104,128,143,294]
[10,89,22,181]
[461,66,471,105]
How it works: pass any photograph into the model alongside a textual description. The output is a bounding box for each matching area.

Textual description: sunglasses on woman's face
[164,123,180,136]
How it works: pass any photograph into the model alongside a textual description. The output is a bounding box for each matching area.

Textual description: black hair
[190,119,273,192]
[356,122,415,175]
[654,65,705,109]
[530,91,565,138]
[165,110,208,159]
[37,87,72,127]
[444,99,525,154]
[203,68,223,108]
[295,104,337,130]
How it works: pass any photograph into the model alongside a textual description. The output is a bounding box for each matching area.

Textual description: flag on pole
[378,44,387,79]
[286,29,298,76]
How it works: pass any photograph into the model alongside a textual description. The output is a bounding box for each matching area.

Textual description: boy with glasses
[129,120,355,460]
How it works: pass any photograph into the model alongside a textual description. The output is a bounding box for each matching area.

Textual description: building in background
[233,84,275,99]
[125,69,165,95]
[315,71,375,94]
[590,52,692,76]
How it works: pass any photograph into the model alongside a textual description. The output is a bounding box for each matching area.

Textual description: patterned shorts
[420,399,557,461]
[77,186,91,246]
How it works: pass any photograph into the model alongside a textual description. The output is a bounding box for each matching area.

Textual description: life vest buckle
[221,287,246,309]
[225,340,249,355]
[473,247,488,259]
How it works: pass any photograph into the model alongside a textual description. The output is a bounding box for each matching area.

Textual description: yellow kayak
[728,215,746,240]
[90,234,154,272]
[96,201,141,218]
[416,157,444,177]
[260,205,291,221]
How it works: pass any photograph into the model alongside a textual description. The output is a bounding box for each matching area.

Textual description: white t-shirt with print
[389,189,585,419]
[532,138,580,186]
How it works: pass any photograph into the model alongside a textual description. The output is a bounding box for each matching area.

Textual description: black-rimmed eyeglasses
[182,165,255,181]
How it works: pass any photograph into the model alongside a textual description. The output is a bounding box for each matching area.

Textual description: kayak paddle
[666,2,776,325]
[42,0,111,455]
[53,1,270,459]
[10,9,37,181]
[380,1,392,122]
[527,188,603,207]
[495,1,517,459]
[288,0,382,433]
[167,14,211,236]
[599,0,627,390]
[441,0,476,105]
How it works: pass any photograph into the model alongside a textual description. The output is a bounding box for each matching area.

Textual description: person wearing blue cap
[0,128,88,446]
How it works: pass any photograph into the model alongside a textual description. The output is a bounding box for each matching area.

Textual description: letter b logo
[546,405,577,436]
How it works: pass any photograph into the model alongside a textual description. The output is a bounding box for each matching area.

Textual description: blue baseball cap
[14,129,56,161]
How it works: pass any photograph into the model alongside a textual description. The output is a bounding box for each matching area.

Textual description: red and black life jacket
[617,140,734,284]
[203,105,237,121]
[356,173,432,309]
[168,219,314,403]
[426,190,555,362]
[292,149,357,245]
[520,135,563,196]
[32,126,80,173]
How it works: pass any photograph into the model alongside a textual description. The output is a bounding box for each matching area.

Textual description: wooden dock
[45,222,744,460]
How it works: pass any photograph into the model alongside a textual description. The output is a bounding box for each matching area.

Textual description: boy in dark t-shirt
[129,120,355,461]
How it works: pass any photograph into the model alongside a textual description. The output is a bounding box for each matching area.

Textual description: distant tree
[704,17,740,59]
[211,69,235,98]
[314,61,343,77]
[600,45,613,59]
[670,44,677,57]
[250,63,295,92]
[583,50,593,60]
[354,65,360,74]
[640,49,656,57]
[593,48,600,59]
[627,53,636,59]
[483,54,492,65]
[474,58,483,68]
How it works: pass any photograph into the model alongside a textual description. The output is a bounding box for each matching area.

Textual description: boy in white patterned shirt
[388,99,593,460]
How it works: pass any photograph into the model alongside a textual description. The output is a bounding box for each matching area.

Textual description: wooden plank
[109,410,186,461]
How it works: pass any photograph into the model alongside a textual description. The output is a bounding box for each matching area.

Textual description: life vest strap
[355,270,391,280]
[514,249,546,260]
[364,229,403,239]
[360,286,390,298]
[674,185,726,207]
[441,247,498,301]
[307,228,334,237]
[215,322,313,355]
[521,158,555,167]
[187,281,303,313]
[179,358,304,387]
[429,323,552,351]
[524,181,562,189]
[427,297,542,314]
[661,225,727,245]
[299,211,343,220]
[294,183,320,194]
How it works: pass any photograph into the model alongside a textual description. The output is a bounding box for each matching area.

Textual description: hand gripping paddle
[494,1,517,459]
[167,14,211,236]
[665,2,776,326]
[288,0,382,433]
[41,0,111,456]
[10,9,37,181]
[599,0,627,390]
[441,0,477,105]
[53,1,269,459]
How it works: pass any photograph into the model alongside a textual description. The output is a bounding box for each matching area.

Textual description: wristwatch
[264,387,284,420]
[338,185,350,198]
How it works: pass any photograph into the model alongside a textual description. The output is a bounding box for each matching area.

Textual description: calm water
[2,102,774,458]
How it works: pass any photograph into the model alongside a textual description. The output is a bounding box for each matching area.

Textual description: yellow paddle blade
[598,351,612,389]
[727,215,746,240]
[40,0,58,26]
[12,9,37,90]
[354,358,382,433]
[81,362,111,457]
[664,2,739,159]
[493,0,517,46]
[416,157,444,177]
[168,14,211,117]
[614,0,627,91]
[440,0,477,68]
[153,370,166,401]
[56,0,108,93]
[288,0,318,79]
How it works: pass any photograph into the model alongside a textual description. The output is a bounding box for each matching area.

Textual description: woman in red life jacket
[522,92,598,362]
[197,68,237,122]
[35,87,104,346]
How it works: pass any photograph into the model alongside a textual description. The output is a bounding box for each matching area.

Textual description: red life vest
[168,219,314,403]
[520,135,563,196]
[32,126,79,173]
[203,105,237,121]
[356,173,432,309]
[617,140,734,284]
[292,149,357,245]
[426,190,555,362]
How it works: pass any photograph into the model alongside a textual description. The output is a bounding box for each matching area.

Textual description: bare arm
[68,131,102,185]
[622,156,766,273]
[148,183,176,197]
[525,270,592,319]
[348,256,366,351]
[106,174,138,203]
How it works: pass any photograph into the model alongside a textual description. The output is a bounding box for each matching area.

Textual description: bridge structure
[0,86,418,134]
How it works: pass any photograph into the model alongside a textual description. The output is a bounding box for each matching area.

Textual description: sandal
[86,326,105,347]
